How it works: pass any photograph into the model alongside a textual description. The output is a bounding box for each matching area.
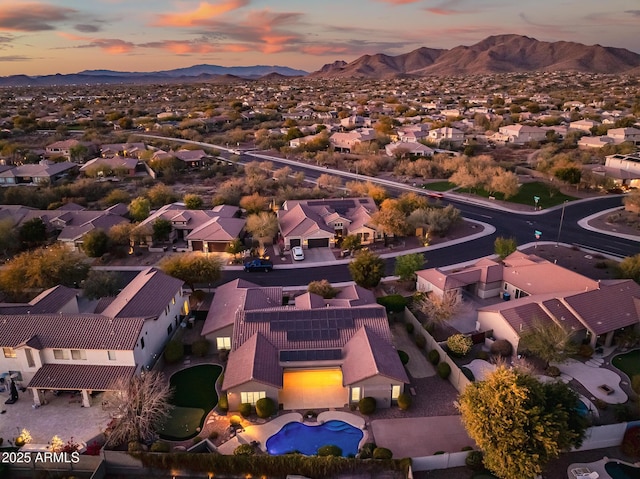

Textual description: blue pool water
[576,400,589,417]
[604,461,640,479]
[266,420,364,456]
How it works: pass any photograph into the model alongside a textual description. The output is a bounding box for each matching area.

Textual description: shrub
[415,334,426,349]
[621,426,640,458]
[307,279,338,299]
[317,445,342,457]
[163,340,184,363]
[476,350,489,360]
[437,362,451,379]
[428,349,440,365]
[614,404,638,422]
[208,431,219,441]
[405,322,414,334]
[397,393,412,410]
[465,450,484,471]
[229,415,242,427]
[233,444,255,456]
[358,397,377,415]
[376,294,409,313]
[218,393,228,412]
[447,334,473,357]
[150,441,170,453]
[594,398,608,410]
[191,338,210,357]
[546,365,561,377]
[490,339,513,357]
[578,344,594,358]
[461,446,473,451]
[424,322,435,334]
[358,442,376,459]
[128,441,142,453]
[255,397,276,419]
[372,447,393,459]
[239,403,252,417]
[433,451,445,455]
[398,350,409,365]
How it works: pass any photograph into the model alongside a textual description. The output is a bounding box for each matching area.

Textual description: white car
[292,246,305,261]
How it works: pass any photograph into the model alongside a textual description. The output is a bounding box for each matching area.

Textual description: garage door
[289,238,301,247]
[280,369,347,410]
[307,238,329,248]
[191,240,203,251]
[207,242,227,252]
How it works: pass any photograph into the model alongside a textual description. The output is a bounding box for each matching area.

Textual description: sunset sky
[1,0,639,76]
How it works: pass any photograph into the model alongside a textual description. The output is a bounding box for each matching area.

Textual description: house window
[71,349,86,360]
[391,385,401,401]
[351,387,361,402]
[108,351,117,361]
[167,324,173,335]
[172,297,176,305]
[25,349,35,368]
[216,337,231,350]
[53,349,69,360]
[241,391,265,405]
[3,348,16,359]
[140,338,145,349]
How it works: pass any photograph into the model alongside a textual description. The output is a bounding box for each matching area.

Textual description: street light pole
[556,200,568,246]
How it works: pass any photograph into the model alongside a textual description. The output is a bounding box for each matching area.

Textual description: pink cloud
[154,0,249,27]
[58,32,135,54]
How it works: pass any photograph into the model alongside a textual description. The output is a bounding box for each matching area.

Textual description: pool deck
[553,358,628,404]
[216,411,368,455]
[567,457,640,479]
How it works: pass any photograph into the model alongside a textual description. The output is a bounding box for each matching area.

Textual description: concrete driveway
[295,247,336,263]
[371,416,475,458]
[391,323,436,379]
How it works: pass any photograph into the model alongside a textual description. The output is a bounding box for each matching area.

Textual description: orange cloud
[58,32,134,54]
[140,40,251,54]
[155,0,249,27]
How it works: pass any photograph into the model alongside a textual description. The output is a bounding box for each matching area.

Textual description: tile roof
[100,268,184,318]
[342,326,409,385]
[28,364,135,390]
[222,333,282,390]
[277,203,335,238]
[0,314,145,350]
[185,217,245,242]
[0,285,78,315]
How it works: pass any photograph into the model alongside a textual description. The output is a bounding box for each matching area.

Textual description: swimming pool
[266,420,364,456]
[604,460,640,479]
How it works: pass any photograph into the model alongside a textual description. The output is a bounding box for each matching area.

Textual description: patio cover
[27,364,135,391]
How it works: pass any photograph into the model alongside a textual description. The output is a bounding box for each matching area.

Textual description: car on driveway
[243,258,274,272]
[291,246,305,261]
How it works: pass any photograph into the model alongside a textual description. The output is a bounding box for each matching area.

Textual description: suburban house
[174,149,211,168]
[0,268,187,408]
[99,142,147,158]
[329,128,377,152]
[45,139,81,161]
[136,203,244,252]
[569,119,600,133]
[80,156,139,177]
[578,136,615,149]
[417,252,640,353]
[202,279,408,410]
[277,197,382,250]
[385,141,434,157]
[606,127,640,145]
[0,161,78,186]
[595,153,640,188]
[427,127,464,146]
[492,125,547,145]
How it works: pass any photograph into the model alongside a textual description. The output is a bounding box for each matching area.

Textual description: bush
[546,365,561,377]
[317,445,342,457]
[447,334,473,357]
[358,442,376,459]
[358,397,377,415]
[424,322,435,334]
[239,403,252,417]
[428,349,440,365]
[398,350,409,365]
[128,441,142,453]
[415,334,426,349]
[405,322,414,334]
[164,340,184,364]
[490,339,513,357]
[191,338,210,357]
[476,350,489,360]
[578,344,594,358]
[437,362,451,379]
[397,393,412,410]
[614,404,638,422]
[208,431,219,441]
[377,294,409,313]
[621,426,640,458]
[255,397,276,419]
[465,450,484,471]
[233,444,255,456]
[372,447,393,459]
[14,437,25,447]
[150,441,170,453]
[218,393,228,412]
[229,415,242,427]
[307,279,338,299]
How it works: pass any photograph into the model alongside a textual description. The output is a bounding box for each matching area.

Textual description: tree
[394,253,425,282]
[83,270,120,299]
[371,207,410,238]
[128,197,150,221]
[458,366,587,479]
[108,222,136,247]
[494,237,517,260]
[519,319,579,367]
[0,245,90,300]
[183,193,203,209]
[152,218,172,243]
[245,212,279,246]
[417,291,462,326]
[225,237,244,259]
[307,279,338,299]
[317,173,342,190]
[348,249,385,288]
[0,218,18,256]
[147,184,177,207]
[239,193,269,214]
[104,372,173,446]
[159,253,222,291]
[82,229,110,258]
[489,170,519,199]
[341,234,361,253]
[617,253,640,284]
[103,189,130,206]
[19,217,47,248]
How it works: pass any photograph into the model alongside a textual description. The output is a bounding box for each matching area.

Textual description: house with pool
[202,279,408,411]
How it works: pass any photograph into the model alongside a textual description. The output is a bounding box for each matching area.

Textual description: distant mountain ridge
[310,34,640,78]
[0,64,307,87]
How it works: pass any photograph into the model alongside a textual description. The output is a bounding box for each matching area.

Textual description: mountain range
[1,35,639,86]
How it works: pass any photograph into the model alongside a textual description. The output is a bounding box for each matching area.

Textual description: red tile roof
[222,333,282,390]
[28,364,135,390]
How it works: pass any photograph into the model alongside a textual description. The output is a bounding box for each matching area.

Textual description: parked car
[291,246,305,261]
[243,258,274,272]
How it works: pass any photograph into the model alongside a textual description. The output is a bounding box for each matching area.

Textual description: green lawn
[460,182,576,208]
[422,181,457,192]
[159,364,222,440]
[612,349,640,378]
